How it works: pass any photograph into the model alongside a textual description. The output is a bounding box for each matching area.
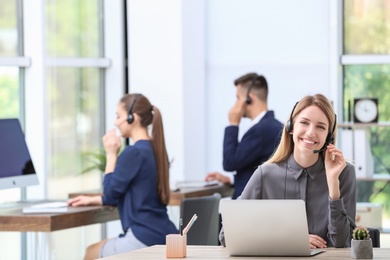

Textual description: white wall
[127,0,332,183]
[127,0,207,184]
[206,0,331,174]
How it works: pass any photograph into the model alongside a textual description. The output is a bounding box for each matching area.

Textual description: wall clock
[353,98,379,123]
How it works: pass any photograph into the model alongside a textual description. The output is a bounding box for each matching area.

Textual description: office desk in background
[0,200,118,232]
[68,183,234,206]
[0,184,232,232]
[97,245,390,260]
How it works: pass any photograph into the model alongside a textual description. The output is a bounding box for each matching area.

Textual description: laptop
[220,199,325,257]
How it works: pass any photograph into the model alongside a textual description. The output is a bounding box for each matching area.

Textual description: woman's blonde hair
[265,93,337,164]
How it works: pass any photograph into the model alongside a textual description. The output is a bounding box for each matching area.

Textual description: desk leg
[22,232,27,260]
[101,222,107,239]
[26,232,52,260]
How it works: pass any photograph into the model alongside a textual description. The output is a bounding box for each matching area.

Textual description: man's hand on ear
[228,99,246,125]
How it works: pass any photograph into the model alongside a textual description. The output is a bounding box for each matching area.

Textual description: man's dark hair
[234,72,268,102]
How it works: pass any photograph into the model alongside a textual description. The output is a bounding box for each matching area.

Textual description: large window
[45,1,106,259]
[0,0,123,259]
[46,0,105,199]
[343,0,390,229]
[46,67,103,196]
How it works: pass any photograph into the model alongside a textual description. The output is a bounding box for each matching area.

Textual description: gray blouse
[220,154,356,248]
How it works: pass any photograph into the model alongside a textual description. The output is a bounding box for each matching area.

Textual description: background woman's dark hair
[120,93,170,205]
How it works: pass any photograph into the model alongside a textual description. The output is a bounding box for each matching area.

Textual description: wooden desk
[68,183,234,206]
[0,200,118,232]
[97,245,390,259]
[169,184,233,205]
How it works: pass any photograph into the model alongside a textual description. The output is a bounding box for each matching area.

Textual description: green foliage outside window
[344,65,390,213]
[46,0,101,57]
[344,0,390,217]
[0,70,19,118]
[0,0,17,56]
[344,0,390,55]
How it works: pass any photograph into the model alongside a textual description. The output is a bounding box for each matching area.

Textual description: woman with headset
[68,93,177,259]
[219,93,356,249]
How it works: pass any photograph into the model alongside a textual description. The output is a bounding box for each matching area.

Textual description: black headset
[285,101,337,146]
[127,94,141,124]
[245,75,259,105]
[285,102,298,133]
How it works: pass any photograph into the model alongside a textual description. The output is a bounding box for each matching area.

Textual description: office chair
[180,193,221,245]
[367,227,380,248]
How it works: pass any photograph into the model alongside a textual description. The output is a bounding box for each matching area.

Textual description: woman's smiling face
[292,105,330,155]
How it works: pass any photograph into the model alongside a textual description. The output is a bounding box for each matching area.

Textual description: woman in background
[68,93,177,259]
[220,93,356,248]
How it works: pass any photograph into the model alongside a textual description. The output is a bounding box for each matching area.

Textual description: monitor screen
[0,118,39,190]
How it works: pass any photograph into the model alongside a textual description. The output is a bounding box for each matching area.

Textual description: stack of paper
[22,201,69,214]
[175,180,219,189]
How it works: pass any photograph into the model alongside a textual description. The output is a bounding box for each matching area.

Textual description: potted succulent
[351,226,373,259]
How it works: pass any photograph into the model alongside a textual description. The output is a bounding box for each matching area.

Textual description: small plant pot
[351,238,373,259]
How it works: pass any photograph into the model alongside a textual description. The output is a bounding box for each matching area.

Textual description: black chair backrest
[180,193,221,245]
[367,227,380,248]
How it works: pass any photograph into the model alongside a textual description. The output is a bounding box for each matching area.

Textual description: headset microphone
[313,147,326,154]
[312,114,337,154]
[117,119,127,126]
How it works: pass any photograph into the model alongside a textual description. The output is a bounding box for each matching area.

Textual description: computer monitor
[0,118,39,190]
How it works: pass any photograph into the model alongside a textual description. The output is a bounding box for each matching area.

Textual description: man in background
[205,72,283,199]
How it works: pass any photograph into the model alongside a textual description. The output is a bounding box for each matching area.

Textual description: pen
[183,214,198,235]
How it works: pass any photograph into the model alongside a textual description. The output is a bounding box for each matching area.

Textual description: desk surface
[68,183,234,206]
[0,200,118,232]
[97,245,390,260]
[0,185,232,233]
[169,183,233,205]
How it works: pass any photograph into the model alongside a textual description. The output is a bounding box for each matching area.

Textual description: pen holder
[166,234,187,258]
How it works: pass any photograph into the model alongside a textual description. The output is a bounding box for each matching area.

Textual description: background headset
[127,94,141,124]
[245,75,259,105]
[285,101,337,153]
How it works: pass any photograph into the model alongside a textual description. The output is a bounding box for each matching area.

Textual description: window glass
[46,67,102,198]
[0,0,18,56]
[46,0,101,57]
[0,67,20,118]
[343,64,390,227]
[344,65,390,123]
[344,0,390,54]
[45,1,104,258]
